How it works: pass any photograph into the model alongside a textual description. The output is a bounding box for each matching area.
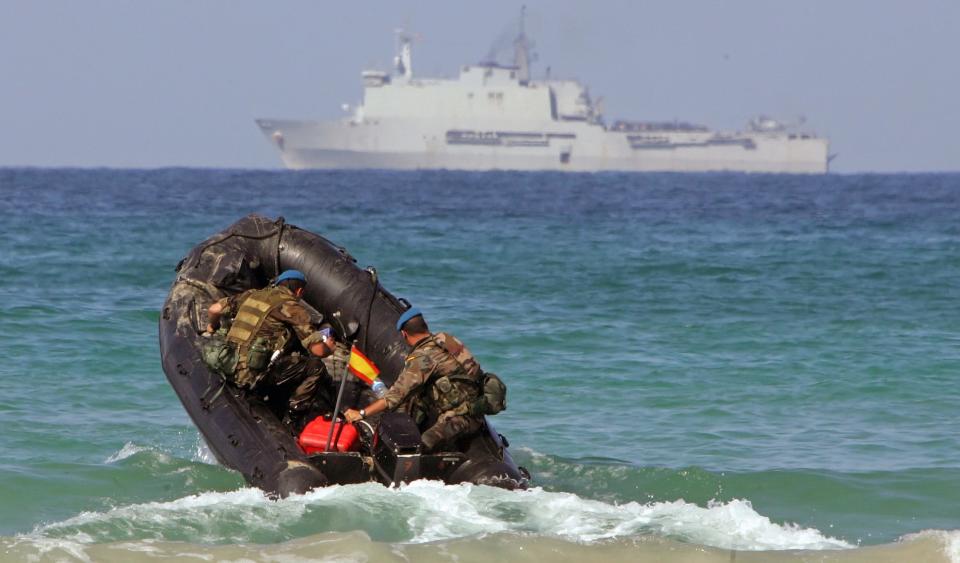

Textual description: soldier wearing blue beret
[205,270,339,430]
[345,307,488,452]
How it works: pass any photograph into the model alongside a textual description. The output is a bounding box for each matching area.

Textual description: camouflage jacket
[217,286,325,350]
[383,332,483,420]
[215,286,325,384]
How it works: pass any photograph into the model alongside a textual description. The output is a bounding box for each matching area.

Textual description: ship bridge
[353,13,599,125]
[358,41,562,123]
[358,61,598,125]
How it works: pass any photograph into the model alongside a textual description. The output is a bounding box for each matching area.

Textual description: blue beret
[396,307,422,331]
[275,269,307,285]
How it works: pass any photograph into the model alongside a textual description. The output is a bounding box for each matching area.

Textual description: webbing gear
[427,333,484,414]
[226,287,295,346]
[247,337,272,372]
[431,333,506,416]
[226,287,297,387]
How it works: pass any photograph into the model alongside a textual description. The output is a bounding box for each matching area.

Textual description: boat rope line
[273,218,285,277]
[361,267,379,351]
[199,374,228,411]
[189,217,288,272]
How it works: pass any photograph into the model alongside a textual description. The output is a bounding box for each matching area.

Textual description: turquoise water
[1,169,958,560]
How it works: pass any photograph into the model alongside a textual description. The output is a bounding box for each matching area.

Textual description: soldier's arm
[278,301,337,357]
[206,296,232,333]
[206,289,253,333]
[345,354,433,422]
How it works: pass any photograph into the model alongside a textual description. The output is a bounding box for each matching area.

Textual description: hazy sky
[1,0,957,172]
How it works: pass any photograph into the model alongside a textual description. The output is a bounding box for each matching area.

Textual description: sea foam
[27,480,851,551]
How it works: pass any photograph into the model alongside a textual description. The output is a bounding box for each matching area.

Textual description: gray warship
[257,12,830,173]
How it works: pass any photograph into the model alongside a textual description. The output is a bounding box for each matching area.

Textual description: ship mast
[513,6,530,84]
[394,29,414,81]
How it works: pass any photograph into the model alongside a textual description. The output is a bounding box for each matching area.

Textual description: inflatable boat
[159,215,529,496]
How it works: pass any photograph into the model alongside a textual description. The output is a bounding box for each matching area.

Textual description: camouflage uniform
[215,286,334,419]
[382,332,484,452]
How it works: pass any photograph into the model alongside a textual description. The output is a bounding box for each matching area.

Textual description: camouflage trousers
[259,354,336,426]
[420,411,483,453]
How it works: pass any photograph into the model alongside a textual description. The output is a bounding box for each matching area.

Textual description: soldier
[344,307,485,452]
[205,269,337,429]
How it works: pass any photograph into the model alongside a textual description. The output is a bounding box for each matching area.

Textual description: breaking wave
[5,490,959,563]
[20,480,849,549]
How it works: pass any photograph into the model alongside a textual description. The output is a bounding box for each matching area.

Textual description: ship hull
[257,118,829,174]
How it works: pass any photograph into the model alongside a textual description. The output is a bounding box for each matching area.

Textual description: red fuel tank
[298,416,359,454]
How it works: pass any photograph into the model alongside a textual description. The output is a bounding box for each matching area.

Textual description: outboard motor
[372,412,423,486]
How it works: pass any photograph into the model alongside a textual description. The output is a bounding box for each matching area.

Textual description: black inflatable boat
[159,215,529,496]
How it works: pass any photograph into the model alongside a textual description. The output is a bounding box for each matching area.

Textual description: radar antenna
[513,6,534,84]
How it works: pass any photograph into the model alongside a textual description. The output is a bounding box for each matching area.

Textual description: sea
[1,168,958,562]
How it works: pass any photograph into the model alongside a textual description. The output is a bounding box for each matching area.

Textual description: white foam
[420,481,767,548]
[319,482,850,550]
[923,530,960,563]
[897,530,960,563]
[389,481,510,543]
[33,488,279,544]
[10,535,94,563]
[27,481,852,551]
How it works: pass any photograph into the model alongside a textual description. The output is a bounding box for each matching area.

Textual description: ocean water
[1,168,958,561]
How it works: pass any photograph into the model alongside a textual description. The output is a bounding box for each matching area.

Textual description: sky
[1,0,957,173]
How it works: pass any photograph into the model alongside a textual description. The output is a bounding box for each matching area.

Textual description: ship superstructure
[257,13,829,173]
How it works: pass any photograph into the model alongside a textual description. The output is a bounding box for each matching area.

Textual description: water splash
[104,442,151,464]
[192,435,218,465]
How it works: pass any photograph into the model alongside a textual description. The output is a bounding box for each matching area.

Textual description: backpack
[431,332,506,416]
[474,371,507,415]
[201,330,239,378]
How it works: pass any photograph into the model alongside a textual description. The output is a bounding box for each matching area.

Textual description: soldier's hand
[344,409,362,423]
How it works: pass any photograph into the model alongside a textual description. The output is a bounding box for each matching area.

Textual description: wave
[10,443,954,562]
[19,480,849,550]
[104,442,159,464]
[51,444,957,550]
[515,448,960,545]
[103,436,220,469]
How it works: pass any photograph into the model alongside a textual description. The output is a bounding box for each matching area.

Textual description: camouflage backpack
[432,333,507,416]
[201,330,239,378]
[474,371,507,415]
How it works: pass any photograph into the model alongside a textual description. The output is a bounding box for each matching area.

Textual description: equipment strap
[226,288,294,346]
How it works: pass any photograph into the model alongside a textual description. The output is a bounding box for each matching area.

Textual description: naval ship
[257,14,830,173]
